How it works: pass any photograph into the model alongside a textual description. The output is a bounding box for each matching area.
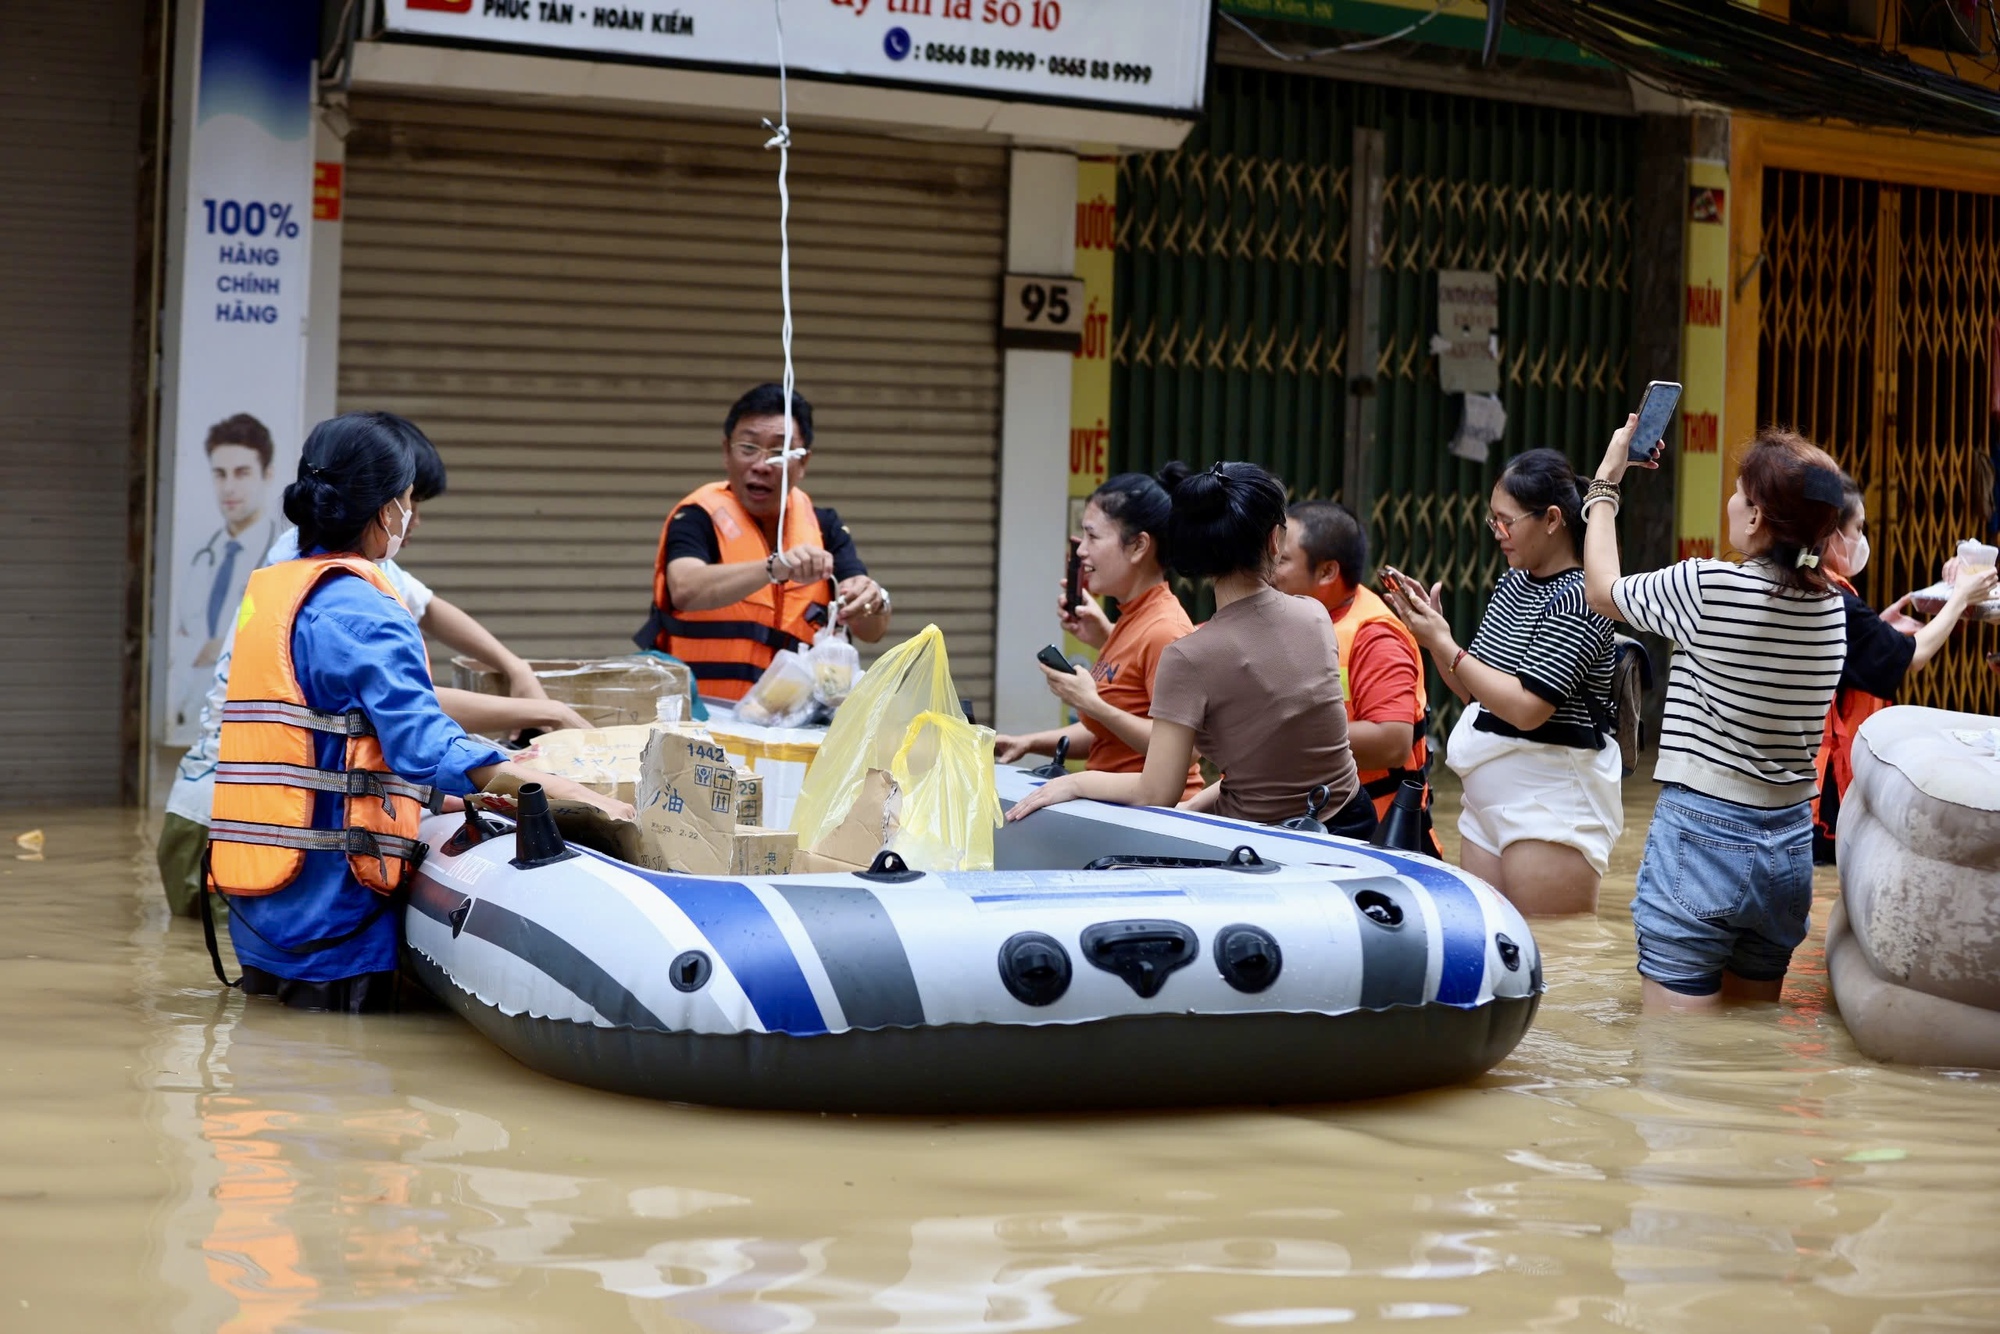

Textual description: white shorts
[1446,704,1625,875]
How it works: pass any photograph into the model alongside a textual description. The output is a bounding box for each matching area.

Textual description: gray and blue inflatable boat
[404,767,1542,1112]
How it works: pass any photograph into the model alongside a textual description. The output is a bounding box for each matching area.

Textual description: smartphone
[1036,644,1074,675]
[1379,566,1423,603]
[1064,539,1085,612]
[1628,380,1683,462]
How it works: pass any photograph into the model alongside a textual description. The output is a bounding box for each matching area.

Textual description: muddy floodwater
[4,779,1999,1332]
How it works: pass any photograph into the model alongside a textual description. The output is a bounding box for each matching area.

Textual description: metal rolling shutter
[0,3,142,802]
[337,96,1006,716]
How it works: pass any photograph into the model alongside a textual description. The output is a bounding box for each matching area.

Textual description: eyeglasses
[1486,510,1533,538]
[729,439,808,465]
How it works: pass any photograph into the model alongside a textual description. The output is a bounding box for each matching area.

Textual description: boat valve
[1027,734,1071,780]
[1280,784,1333,832]
[509,783,579,870]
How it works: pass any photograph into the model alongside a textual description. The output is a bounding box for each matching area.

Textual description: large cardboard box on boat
[632,728,799,876]
[635,728,738,875]
[450,654,694,729]
[790,768,902,874]
[513,725,653,805]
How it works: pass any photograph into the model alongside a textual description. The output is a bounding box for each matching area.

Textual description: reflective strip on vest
[210,819,426,863]
[222,699,375,736]
[215,760,436,811]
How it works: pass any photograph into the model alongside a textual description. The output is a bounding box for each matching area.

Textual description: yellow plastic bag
[888,710,1002,872]
[789,625,1000,870]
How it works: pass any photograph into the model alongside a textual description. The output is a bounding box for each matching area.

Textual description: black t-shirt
[663,504,869,588]
[1838,588,1915,699]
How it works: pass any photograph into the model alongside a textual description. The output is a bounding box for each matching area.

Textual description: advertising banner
[1063,156,1115,663]
[162,0,318,743]
[383,0,1212,116]
[1676,159,1727,561]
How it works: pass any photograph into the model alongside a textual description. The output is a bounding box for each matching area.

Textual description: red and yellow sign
[1065,158,1117,661]
[1677,159,1728,561]
[312,162,343,223]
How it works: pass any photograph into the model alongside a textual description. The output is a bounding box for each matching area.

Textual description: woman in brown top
[1007,460,1363,831]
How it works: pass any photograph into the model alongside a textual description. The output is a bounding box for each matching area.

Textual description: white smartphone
[1628,380,1683,462]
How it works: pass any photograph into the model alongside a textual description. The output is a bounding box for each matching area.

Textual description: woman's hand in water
[1058,583,1113,649]
[1005,771,1081,822]
[1041,661,1102,717]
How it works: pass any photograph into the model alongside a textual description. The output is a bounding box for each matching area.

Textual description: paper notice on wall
[160,0,318,743]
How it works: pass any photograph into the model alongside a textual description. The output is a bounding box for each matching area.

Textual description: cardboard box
[450,654,693,729]
[791,768,901,874]
[735,772,763,827]
[515,725,653,804]
[732,825,797,876]
[634,728,739,875]
[476,773,647,865]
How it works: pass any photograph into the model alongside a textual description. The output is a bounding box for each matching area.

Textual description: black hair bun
[1167,462,1230,523]
[1156,459,1194,492]
[282,475,351,541]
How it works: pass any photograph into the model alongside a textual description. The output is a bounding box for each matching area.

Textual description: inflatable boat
[404,767,1543,1111]
[1829,705,2000,1070]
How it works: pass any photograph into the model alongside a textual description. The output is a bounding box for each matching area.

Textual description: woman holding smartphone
[1383,449,1621,915]
[1007,461,1361,829]
[994,472,1203,802]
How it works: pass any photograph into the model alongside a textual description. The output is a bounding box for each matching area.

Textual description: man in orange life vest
[1271,500,1441,853]
[637,384,890,701]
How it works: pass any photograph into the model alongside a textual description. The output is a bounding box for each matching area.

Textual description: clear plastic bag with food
[733,649,819,728]
[806,632,862,708]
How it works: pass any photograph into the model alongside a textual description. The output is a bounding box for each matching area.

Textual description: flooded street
[4,782,1999,1333]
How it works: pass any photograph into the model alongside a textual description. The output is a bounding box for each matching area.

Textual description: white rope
[762,0,799,562]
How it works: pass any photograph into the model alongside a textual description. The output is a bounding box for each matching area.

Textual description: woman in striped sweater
[1583,422,1847,1011]
[1384,449,1621,917]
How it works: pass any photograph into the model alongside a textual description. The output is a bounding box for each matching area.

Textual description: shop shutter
[0,4,142,801]
[338,96,1007,716]
[1113,66,1635,642]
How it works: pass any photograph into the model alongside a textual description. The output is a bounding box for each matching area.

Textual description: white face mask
[383,499,412,561]
[1843,529,1869,576]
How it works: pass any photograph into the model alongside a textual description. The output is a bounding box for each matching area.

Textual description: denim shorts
[1630,784,1814,995]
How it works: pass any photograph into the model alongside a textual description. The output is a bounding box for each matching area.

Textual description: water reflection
[3,795,1997,1331]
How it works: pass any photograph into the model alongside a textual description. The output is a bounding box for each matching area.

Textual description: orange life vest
[641,481,830,702]
[1812,573,1893,847]
[207,556,435,898]
[1327,584,1433,822]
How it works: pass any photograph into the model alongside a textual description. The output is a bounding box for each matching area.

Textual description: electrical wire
[1507,0,2000,136]
[764,0,801,561]
[1220,2,1453,59]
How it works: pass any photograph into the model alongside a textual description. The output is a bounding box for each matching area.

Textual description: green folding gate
[1113,66,1636,643]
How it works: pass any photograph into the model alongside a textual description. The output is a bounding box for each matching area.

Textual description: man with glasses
[636,383,890,703]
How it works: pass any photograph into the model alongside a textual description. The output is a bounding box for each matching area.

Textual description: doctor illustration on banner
[171,413,281,735]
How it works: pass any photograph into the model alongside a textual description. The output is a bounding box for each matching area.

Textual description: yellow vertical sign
[1064,157,1117,663]
[1069,157,1116,514]
[1677,159,1728,560]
